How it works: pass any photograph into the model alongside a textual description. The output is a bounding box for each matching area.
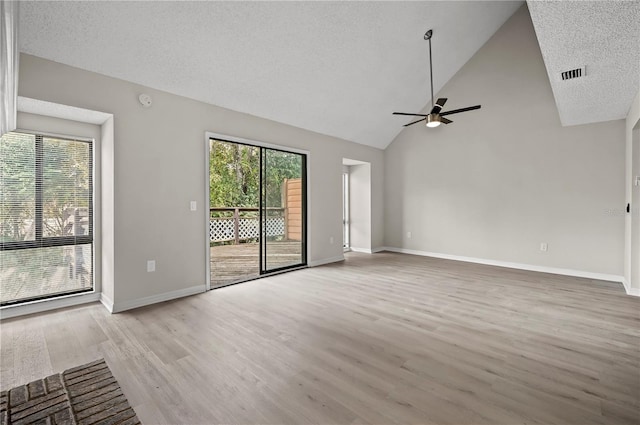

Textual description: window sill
[0,291,101,320]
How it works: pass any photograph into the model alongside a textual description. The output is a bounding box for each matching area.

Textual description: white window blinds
[0,131,93,305]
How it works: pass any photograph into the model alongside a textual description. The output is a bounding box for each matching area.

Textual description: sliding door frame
[260,146,307,275]
[204,132,310,290]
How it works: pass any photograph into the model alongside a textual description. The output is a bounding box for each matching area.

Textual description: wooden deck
[210,242,302,287]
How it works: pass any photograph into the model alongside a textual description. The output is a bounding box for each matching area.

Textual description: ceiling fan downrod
[392,28,481,128]
[425,29,434,111]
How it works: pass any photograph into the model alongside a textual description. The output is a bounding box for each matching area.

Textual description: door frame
[342,170,350,250]
[204,132,310,290]
[260,145,308,275]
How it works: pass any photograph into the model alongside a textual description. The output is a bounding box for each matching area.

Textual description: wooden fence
[209,207,284,244]
[209,178,302,244]
[283,178,302,241]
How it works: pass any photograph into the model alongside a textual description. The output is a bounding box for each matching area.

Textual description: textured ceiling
[528,1,640,126]
[18,1,522,149]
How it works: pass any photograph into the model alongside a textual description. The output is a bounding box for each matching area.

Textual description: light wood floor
[1,252,639,425]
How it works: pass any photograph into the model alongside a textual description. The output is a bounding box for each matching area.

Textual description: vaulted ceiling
[18,1,521,149]
[17,1,638,149]
[527,1,640,127]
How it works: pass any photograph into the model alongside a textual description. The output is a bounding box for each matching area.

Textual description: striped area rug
[0,359,140,425]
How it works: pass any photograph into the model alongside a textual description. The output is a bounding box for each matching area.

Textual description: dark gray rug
[0,359,140,425]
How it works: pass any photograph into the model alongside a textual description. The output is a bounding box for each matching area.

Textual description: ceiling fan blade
[430,98,448,114]
[440,105,481,116]
[393,112,428,117]
[441,117,452,124]
[404,118,427,127]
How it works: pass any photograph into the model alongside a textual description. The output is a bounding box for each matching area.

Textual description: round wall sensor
[138,94,152,108]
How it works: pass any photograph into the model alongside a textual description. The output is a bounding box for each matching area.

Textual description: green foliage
[0,133,90,242]
[42,137,91,236]
[209,140,302,208]
[209,141,259,208]
[264,149,302,207]
[0,133,36,242]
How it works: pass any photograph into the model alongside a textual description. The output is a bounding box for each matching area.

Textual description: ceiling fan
[393,29,481,128]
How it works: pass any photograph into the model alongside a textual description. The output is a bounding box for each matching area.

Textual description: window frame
[0,130,95,305]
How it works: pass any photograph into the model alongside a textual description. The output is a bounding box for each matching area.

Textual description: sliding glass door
[208,137,306,288]
[208,139,260,287]
[261,148,306,272]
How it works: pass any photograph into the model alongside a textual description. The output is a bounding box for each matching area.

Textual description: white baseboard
[349,247,385,254]
[100,292,114,313]
[111,285,206,313]
[622,277,630,294]
[622,278,640,296]
[350,247,372,254]
[0,292,102,320]
[382,246,627,286]
[309,255,345,267]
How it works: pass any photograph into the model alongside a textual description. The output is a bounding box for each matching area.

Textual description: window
[0,131,93,305]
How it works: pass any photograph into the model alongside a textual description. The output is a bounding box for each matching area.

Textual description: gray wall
[18,54,384,308]
[626,87,640,293]
[384,5,625,276]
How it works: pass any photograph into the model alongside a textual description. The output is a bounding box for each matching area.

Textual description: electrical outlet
[147,260,156,272]
[540,243,548,252]
[407,231,412,239]
[329,236,334,244]
[190,201,197,211]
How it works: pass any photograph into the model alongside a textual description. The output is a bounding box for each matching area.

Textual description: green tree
[209,140,302,209]
[42,138,90,237]
[1,133,90,241]
[0,133,36,242]
[263,150,302,207]
[209,140,259,208]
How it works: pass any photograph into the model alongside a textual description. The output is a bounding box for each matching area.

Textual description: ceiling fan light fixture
[393,29,481,129]
[426,114,441,128]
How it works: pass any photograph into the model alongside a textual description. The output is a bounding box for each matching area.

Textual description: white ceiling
[527,1,640,127]
[20,2,636,148]
[18,1,522,149]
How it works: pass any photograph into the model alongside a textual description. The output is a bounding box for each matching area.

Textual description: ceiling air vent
[560,66,586,81]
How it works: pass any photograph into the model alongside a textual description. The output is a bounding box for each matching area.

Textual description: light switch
[190,201,197,211]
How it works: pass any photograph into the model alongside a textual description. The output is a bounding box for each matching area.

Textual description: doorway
[208,137,307,288]
[342,158,372,253]
[343,170,350,250]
